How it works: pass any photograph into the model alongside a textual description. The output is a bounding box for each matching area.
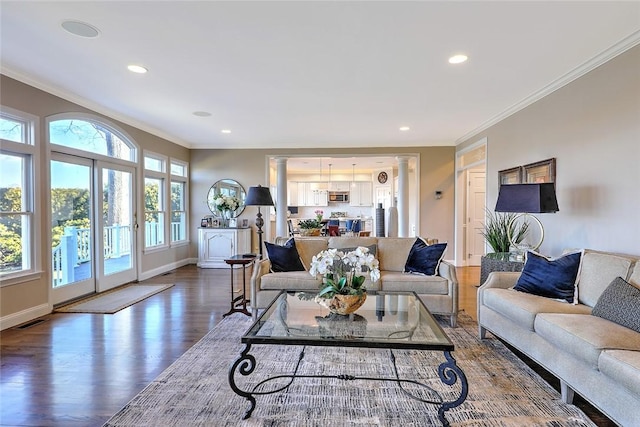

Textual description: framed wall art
[523,158,556,183]
[498,166,523,185]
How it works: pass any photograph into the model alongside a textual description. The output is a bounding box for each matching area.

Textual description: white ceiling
[1,1,639,152]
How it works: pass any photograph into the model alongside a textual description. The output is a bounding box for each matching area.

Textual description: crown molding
[455,30,640,145]
[0,66,194,149]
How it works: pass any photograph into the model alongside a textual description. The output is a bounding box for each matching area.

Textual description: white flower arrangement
[309,247,380,297]
[212,193,240,213]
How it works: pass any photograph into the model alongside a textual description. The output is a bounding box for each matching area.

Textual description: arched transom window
[48,116,137,162]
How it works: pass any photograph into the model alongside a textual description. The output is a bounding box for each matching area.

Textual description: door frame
[454,138,487,267]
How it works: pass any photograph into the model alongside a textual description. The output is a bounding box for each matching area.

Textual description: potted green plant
[480,209,529,254]
[298,218,322,236]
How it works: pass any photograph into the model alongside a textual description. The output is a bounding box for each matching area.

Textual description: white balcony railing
[52,222,183,287]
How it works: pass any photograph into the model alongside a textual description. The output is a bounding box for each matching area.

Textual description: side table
[479,252,524,286]
[223,254,258,317]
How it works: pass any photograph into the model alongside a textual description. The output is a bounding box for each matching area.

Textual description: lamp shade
[495,183,559,213]
[244,185,274,206]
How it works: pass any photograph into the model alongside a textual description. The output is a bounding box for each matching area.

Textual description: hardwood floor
[0,265,613,426]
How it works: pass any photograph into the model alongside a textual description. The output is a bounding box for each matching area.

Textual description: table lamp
[494,183,558,253]
[244,185,274,257]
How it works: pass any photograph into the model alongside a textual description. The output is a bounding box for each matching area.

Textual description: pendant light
[351,163,357,188]
[318,159,328,190]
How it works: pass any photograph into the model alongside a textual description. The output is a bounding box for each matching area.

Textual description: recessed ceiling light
[127,65,148,74]
[193,111,211,117]
[221,129,231,134]
[448,54,468,64]
[61,20,100,38]
[399,126,410,131]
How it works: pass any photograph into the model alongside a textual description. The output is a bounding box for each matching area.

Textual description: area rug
[104,312,594,426]
[55,283,174,314]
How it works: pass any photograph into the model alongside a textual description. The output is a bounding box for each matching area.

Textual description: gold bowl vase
[299,228,321,236]
[316,293,367,315]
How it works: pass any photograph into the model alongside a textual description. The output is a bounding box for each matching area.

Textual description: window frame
[143,151,168,251]
[0,106,41,286]
[169,159,189,246]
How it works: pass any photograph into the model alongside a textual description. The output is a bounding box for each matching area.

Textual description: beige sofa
[478,249,640,426]
[250,236,459,326]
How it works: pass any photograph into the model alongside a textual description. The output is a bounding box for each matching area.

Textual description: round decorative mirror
[207,179,246,218]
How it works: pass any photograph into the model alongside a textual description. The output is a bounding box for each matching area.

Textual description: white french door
[96,161,137,292]
[51,155,137,304]
[51,154,95,304]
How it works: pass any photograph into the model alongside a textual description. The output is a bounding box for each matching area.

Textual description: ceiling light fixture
[399,126,410,131]
[61,20,100,38]
[193,111,211,117]
[221,129,231,134]
[448,54,468,64]
[127,65,148,74]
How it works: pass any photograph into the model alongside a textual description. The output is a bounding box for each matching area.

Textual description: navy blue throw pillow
[264,239,305,273]
[514,251,582,303]
[404,238,447,276]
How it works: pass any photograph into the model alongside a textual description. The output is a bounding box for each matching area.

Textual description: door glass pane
[102,168,132,275]
[51,160,92,287]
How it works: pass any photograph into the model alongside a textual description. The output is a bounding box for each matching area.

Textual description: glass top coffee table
[229,291,468,426]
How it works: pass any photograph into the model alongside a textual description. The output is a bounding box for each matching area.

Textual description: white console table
[197,228,252,268]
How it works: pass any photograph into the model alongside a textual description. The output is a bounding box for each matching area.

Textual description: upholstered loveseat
[478,249,640,426]
[249,236,459,326]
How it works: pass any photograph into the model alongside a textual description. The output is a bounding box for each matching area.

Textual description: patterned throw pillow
[404,238,447,276]
[514,251,582,303]
[592,277,640,333]
[264,238,305,273]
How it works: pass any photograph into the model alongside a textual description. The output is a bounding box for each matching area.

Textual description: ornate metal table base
[228,344,468,426]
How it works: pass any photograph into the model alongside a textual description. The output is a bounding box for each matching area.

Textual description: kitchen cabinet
[291,182,328,206]
[288,182,300,206]
[198,228,252,268]
[350,181,373,206]
[329,181,351,192]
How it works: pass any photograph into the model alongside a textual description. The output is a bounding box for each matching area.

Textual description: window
[144,154,165,173]
[1,108,38,281]
[144,152,167,249]
[49,116,137,162]
[144,177,165,248]
[0,116,26,143]
[170,160,188,244]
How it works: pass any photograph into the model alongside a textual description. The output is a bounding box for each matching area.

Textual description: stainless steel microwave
[329,192,349,202]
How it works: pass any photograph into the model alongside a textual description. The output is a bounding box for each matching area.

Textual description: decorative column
[275,157,288,239]
[397,156,410,237]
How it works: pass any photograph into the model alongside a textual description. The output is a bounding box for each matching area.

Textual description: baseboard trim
[1,303,51,331]
[138,259,194,282]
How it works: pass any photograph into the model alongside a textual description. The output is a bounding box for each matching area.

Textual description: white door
[375,186,391,209]
[51,154,96,304]
[466,169,486,265]
[95,162,137,292]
